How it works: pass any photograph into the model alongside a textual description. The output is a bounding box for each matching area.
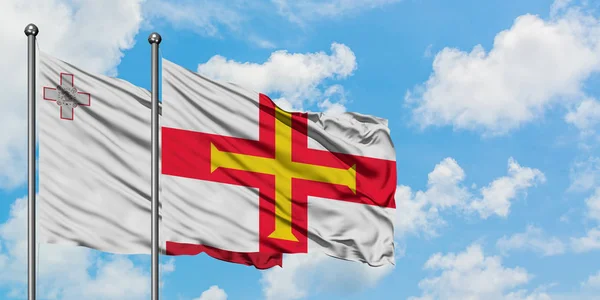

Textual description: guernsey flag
[160,59,397,269]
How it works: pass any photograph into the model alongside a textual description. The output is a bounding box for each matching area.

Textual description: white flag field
[37,51,398,269]
[38,51,155,254]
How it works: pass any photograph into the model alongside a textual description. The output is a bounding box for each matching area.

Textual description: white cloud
[143,0,243,37]
[569,187,600,253]
[571,228,600,253]
[395,157,545,237]
[197,42,356,112]
[0,196,154,299]
[394,158,470,237]
[424,44,434,58]
[0,0,144,189]
[62,257,149,299]
[146,0,400,39]
[409,243,547,300]
[550,0,574,17]
[423,157,471,208]
[496,225,566,256]
[504,289,553,300]
[260,252,393,300]
[144,0,394,46]
[160,257,175,273]
[194,285,228,300]
[316,85,348,115]
[569,157,600,192]
[560,208,576,223]
[565,98,600,136]
[317,99,347,115]
[585,188,600,222]
[469,158,546,219]
[272,0,401,24]
[581,270,600,289]
[581,271,600,290]
[248,35,277,49]
[406,5,600,135]
[394,185,445,238]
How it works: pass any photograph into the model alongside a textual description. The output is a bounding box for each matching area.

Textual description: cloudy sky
[1,0,600,299]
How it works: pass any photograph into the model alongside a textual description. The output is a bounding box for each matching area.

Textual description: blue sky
[1,0,600,299]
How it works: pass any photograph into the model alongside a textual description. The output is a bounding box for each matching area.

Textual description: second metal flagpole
[25,23,39,300]
[148,32,162,300]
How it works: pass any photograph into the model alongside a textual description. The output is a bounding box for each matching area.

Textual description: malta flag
[161,59,397,267]
[38,51,155,254]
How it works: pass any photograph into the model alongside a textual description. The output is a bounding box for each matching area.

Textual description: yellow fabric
[210,106,356,242]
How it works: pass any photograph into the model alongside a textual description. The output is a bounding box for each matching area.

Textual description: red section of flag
[162,94,396,265]
[165,241,282,270]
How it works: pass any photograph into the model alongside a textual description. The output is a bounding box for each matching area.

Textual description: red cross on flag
[161,59,397,268]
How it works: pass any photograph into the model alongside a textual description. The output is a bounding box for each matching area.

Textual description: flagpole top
[24,24,39,36]
[148,32,162,45]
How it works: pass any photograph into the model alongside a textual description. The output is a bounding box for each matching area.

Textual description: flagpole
[148,32,162,300]
[24,23,39,300]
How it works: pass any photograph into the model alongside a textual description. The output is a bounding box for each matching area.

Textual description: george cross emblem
[43,73,91,120]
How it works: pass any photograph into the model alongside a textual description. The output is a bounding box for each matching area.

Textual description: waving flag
[161,59,397,267]
[38,51,155,254]
[37,51,397,269]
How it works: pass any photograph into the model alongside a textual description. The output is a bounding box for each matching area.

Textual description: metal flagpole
[24,23,39,300]
[148,32,162,300]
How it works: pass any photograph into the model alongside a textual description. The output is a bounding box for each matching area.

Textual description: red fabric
[165,242,282,270]
[162,94,396,267]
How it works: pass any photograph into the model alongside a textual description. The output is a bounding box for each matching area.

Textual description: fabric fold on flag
[165,242,282,269]
[160,58,397,267]
[38,51,283,269]
[38,52,396,269]
[38,51,156,254]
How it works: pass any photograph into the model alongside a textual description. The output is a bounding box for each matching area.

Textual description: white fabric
[161,58,396,266]
[38,51,159,254]
[160,59,263,252]
[37,52,397,264]
[306,112,395,161]
[307,197,396,265]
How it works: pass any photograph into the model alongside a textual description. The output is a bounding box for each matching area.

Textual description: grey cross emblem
[43,73,91,120]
